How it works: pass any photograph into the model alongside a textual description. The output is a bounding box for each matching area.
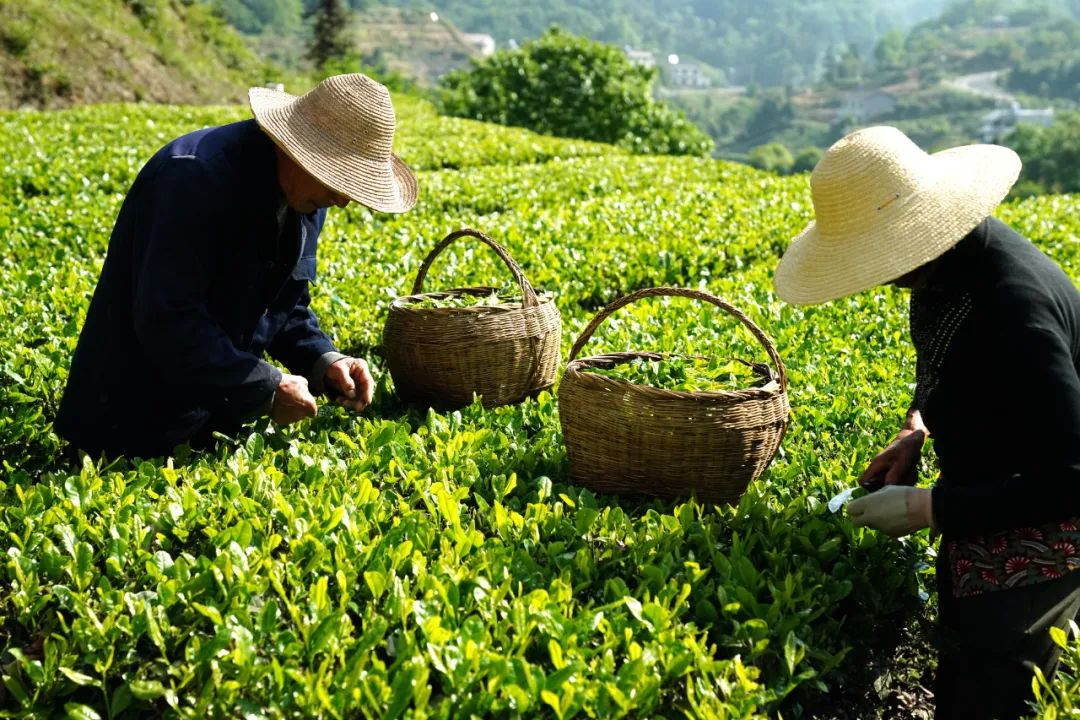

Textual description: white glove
[847,486,933,538]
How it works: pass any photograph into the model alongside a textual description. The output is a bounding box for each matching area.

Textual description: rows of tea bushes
[2,95,1079,718]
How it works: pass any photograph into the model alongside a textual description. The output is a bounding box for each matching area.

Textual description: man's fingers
[347,359,374,406]
[358,370,374,405]
[336,362,357,398]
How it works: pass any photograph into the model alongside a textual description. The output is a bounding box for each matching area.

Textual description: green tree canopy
[747,142,794,173]
[439,27,712,156]
[1005,112,1080,195]
[793,146,824,173]
[874,29,906,70]
[213,0,303,34]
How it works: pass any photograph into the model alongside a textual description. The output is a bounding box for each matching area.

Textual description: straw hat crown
[249,73,418,214]
[810,127,928,237]
[773,125,1021,305]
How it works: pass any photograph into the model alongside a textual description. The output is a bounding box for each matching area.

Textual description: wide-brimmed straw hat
[773,126,1021,305]
[249,73,418,213]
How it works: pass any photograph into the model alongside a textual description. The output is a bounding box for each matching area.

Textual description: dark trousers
[936,549,1080,719]
[61,413,233,462]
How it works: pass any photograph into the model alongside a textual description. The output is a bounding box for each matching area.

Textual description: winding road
[943,69,1015,103]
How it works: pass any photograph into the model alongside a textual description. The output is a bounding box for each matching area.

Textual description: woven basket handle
[568,287,788,391]
[412,228,539,308]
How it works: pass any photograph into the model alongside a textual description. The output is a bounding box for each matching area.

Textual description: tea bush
[2,95,1078,718]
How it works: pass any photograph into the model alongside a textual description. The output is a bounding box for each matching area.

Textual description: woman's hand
[859,428,927,489]
[847,485,934,538]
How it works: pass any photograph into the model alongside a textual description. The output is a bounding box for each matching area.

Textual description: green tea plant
[1030,621,1080,718]
[1,94,1078,718]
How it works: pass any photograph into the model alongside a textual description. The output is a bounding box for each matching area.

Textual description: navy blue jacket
[56,120,338,457]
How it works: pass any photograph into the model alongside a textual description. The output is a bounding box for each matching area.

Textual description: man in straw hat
[56,73,417,459]
[774,125,1080,717]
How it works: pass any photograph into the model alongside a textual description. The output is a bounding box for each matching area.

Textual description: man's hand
[859,428,927,489]
[324,357,374,412]
[271,373,318,425]
[847,486,934,538]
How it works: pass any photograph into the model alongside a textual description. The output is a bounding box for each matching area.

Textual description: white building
[463,33,496,57]
[981,102,1055,142]
[666,62,711,88]
[624,48,657,68]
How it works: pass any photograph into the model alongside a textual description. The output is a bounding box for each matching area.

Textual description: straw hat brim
[773,143,1021,305]
[249,86,418,214]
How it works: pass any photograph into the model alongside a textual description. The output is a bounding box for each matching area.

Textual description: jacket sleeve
[932,294,1080,537]
[130,156,281,424]
[266,277,341,393]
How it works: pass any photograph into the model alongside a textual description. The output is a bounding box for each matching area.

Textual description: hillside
[215,0,950,87]
[658,0,1079,169]
[354,7,482,85]
[0,0,280,108]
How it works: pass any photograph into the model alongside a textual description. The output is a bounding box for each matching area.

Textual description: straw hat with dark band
[249,73,418,214]
[773,126,1021,305]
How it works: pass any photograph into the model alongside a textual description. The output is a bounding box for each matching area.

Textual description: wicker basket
[382,228,561,409]
[558,287,790,504]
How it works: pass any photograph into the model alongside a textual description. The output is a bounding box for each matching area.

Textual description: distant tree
[1007,57,1080,100]
[738,88,794,145]
[835,43,864,86]
[1004,112,1080,195]
[874,29,906,71]
[440,27,712,156]
[938,0,1005,27]
[306,0,352,70]
[823,43,864,87]
[792,146,824,173]
[748,143,794,174]
[966,36,1023,72]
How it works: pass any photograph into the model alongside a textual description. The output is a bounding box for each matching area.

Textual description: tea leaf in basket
[410,285,551,309]
[584,355,769,393]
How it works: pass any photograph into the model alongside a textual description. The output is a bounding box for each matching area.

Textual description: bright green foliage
[585,356,767,394]
[2,94,1079,717]
[1005,112,1080,196]
[1032,621,1080,717]
[440,28,713,157]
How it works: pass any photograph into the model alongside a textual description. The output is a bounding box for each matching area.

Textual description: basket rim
[563,353,787,403]
[389,285,558,314]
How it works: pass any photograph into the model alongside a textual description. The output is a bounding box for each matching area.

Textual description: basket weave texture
[558,287,790,504]
[382,228,561,409]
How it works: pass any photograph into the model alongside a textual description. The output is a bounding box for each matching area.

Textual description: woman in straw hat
[56,73,417,459]
[775,126,1080,718]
